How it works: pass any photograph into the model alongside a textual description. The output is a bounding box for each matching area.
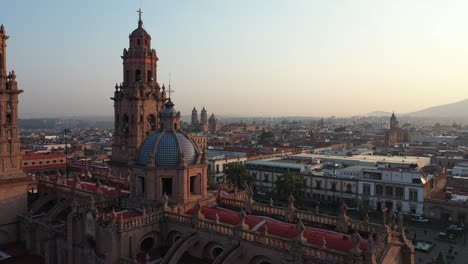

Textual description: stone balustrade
[118,212,162,232]
[162,211,353,261]
[220,197,387,235]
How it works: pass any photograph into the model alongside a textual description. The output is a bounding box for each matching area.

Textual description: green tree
[224,162,255,188]
[275,172,305,198]
[258,129,275,145]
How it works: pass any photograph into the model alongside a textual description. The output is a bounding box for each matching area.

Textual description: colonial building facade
[247,154,441,216]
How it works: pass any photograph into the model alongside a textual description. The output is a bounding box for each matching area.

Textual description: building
[247,154,440,215]
[384,113,408,146]
[200,107,208,132]
[191,107,199,126]
[452,162,468,176]
[4,14,414,264]
[0,24,31,244]
[207,149,248,183]
[208,113,219,133]
[21,152,67,177]
[110,11,166,177]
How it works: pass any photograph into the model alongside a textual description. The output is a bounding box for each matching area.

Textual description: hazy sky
[2,0,468,118]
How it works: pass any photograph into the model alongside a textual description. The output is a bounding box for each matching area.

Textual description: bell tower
[111,10,167,175]
[0,24,24,180]
[0,24,29,244]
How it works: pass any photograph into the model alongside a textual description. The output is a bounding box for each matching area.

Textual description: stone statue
[296,219,306,243]
[162,193,169,211]
[238,209,248,230]
[335,200,350,233]
[351,231,362,253]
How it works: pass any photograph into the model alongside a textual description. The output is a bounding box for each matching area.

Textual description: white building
[452,162,468,176]
[207,150,248,183]
[246,154,434,215]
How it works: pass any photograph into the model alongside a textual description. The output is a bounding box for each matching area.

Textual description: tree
[224,162,255,188]
[258,129,274,145]
[275,172,305,199]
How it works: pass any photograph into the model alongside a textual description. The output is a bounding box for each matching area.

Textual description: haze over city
[3,0,468,118]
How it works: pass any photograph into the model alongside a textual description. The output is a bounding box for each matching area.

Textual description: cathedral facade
[384,113,409,147]
[4,13,414,264]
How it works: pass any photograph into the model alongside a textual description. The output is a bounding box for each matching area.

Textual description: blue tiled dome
[137,132,198,167]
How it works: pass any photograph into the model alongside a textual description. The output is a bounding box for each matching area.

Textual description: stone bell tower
[111,10,167,176]
[0,24,30,244]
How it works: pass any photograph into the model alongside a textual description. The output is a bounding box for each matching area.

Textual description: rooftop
[185,206,368,253]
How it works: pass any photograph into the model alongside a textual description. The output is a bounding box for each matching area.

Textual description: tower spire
[137,8,143,28]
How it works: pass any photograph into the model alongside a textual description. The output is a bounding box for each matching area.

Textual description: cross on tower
[168,73,175,99]
[167,85,175,99]
[137,8,143,22]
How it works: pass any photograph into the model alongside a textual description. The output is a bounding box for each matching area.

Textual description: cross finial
[137,8,143,20]
[168,74,175,99]
[137,8,143,27]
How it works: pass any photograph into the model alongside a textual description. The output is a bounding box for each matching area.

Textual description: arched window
[122,114,129,137]
[137,39,141,46]
[148,115,156,131]
[125,70,129,83]
[140,115,143,124]
[139,237,154,252]
[135,70,142,82]
[147,70,152,82]
[174,123,178,130]
[6,114,12,124]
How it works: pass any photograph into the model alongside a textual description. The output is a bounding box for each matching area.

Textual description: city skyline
[2,0,468,118]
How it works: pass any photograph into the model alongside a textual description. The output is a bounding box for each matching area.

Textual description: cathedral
[384,113,409,147]
[0,12,415,264]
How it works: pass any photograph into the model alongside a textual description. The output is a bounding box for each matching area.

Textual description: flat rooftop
[292,153,430,167]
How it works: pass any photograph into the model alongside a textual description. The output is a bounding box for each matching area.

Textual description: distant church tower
[0,24,29,243]
[191,107,199,126]
[111,10,166,175]
[208,113,217,133]
[390,112,398,130]
[200,107,208,132]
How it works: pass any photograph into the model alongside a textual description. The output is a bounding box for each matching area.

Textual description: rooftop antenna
[167,73,175,99]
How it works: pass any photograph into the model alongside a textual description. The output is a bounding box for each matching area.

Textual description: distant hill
[406,99,468,118]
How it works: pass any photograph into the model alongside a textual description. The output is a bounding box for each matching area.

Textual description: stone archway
[140,237,155,252]
[248,255,273,264]
[202,241,225,261]
[165,230,183,247]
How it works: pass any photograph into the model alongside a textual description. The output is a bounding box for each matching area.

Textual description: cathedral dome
[137,132,198,167]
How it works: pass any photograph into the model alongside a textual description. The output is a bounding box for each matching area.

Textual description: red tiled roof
[186,207,367,252]
[61,179,129,196]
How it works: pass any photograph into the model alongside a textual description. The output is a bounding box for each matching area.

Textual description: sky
[2,0,468,118]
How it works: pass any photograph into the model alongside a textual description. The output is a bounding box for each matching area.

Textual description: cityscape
[2,2,468,264]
